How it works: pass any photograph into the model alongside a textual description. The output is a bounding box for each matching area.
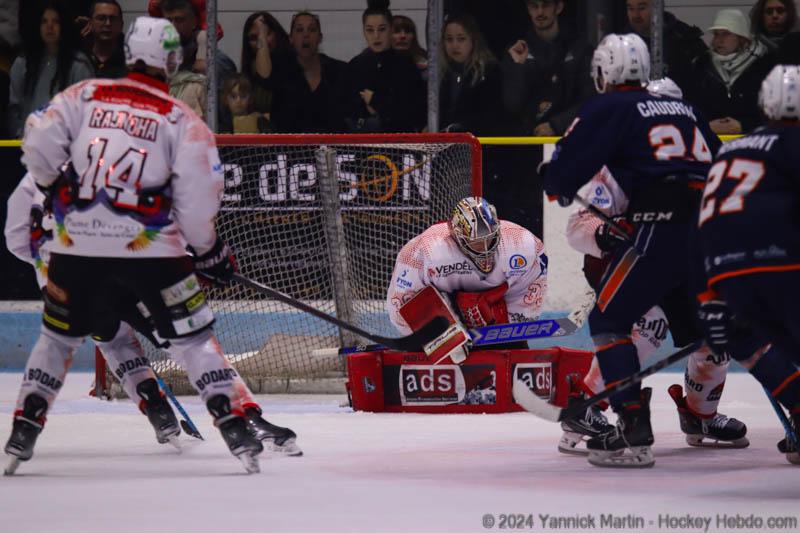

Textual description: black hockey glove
[595,216,634,252]
[697,299,732,357]
[191,238,236,287]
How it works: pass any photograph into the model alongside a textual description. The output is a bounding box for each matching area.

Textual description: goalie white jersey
[387,220,547,334]
[20,73,224,258]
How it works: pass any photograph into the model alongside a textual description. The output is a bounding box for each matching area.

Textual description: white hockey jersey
[4,173,49,287]
[386,220,548,335]
[21,72,224,258]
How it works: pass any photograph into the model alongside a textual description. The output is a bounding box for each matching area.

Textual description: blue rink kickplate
[470,318,577,347]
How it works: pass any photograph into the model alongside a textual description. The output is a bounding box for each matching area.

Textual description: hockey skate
[776,410,800,465]
[137,379,181,450]
[245,407,303,457]
[207,395,263,474]
[587,388,655,468]
[558,376,614,455]
[668,384,749,448]
[4,394,48,476]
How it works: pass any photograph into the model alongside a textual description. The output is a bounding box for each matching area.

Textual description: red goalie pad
[399,286,469,362]
[455,283,509,328]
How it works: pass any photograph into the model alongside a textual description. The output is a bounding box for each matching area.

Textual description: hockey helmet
[125,17,182,79]
[759,65,800,121]
[591,33,650,94]
[647,77,683,99]
[449,197,501,273]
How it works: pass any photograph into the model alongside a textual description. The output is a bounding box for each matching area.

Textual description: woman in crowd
[8,0,93,137]
[340,2,426,133]
[391,15,428,79]
[685,9,776,135]
[238,11,300,129]
[438,13,506,135]
[270,11,346,132]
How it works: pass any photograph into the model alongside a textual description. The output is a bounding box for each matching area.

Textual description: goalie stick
[231,273,449,352]
[513,340,703,422]
[311,290,596,358]
[763,386,799,448]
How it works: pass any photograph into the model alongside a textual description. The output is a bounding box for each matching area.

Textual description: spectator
[750,0,797,52]
[161,0,235,81]
[8,0,93,138]
[501,0,594,136]
[439,14,505,135]
[149,0,223,40]
[444,0,530,61]
[624,0,707,94]
[686,9,775,135]
[83,0,126,78]
[392,15,428,78]
[340,3,426,132]
[239,11,299,127]
[220,74,268,134]
[778,29,800,64]
[270,11,345,133]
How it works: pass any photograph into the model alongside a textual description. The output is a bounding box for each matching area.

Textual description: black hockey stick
[513,340,703,422]
[231,273,449,352]
[153,372,204,440]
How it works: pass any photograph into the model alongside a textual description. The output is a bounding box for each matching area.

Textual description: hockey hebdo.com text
[479,512,798,532]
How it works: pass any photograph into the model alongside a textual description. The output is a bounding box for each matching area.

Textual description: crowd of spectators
[1,0,799,139]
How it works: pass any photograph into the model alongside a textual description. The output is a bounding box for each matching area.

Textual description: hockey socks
[748,347,800,413]
[592,334,641,408]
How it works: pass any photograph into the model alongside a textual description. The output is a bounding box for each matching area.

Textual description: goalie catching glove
[190,238,236,286]
[455,283,509,328]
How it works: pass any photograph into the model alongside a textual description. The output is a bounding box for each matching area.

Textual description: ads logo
[399,365,466,406]
[509,254,527,269]
[514,363,553,400]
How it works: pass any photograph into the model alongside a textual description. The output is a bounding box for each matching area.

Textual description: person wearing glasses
[82,0,127,78]
[750,0,797,52]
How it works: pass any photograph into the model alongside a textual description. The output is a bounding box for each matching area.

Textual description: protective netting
[105,134,480,395]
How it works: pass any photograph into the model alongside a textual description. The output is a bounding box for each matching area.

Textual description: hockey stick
[231,273,449,352]
[762,386,799,447]
[153,371,204,440]
[312,282,597,358]
[513,339,703,422]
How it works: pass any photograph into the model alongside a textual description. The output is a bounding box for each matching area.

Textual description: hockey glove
[697,299,733,357]
[455,283,509,328]
[594,216,634,252]
[191,238,236,287]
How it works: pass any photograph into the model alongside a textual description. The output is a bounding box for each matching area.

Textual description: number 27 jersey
[21,73,224,258]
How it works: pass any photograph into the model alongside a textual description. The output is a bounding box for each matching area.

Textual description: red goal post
[96,132,482,397]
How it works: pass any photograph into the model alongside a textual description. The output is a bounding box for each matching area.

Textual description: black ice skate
[245,406,303,457]
[776,409,799,465]
[586,388,655,468]
[207,395,263,474]
[4,394,48,475]
[668,384,749,448]
[137,378,181,450]
[558,375,614,455]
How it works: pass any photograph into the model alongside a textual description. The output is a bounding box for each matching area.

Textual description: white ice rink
[0,372,798,533]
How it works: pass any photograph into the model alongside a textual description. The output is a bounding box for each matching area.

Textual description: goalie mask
[449,197,501,273]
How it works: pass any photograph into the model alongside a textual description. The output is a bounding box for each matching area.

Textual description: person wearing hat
[684,8,776,135]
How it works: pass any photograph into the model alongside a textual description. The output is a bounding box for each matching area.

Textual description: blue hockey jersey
[544,89,721,202]
[699,124,800,288]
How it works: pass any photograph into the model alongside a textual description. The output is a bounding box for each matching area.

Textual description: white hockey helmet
[591,33,650,94]
[647,77,683,99]
[449,197,501,274]
[759,65,800,121]
[125,16,182,78]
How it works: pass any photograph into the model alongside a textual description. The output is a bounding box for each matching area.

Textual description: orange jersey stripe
[595,338,633,352]
[772,370,800,397]
[708,263,800,288]
[598,249,639,311]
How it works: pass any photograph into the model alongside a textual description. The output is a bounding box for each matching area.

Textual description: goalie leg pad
[16,326,82,414]
[400,286,470,363]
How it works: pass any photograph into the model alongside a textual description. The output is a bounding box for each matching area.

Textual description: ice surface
[0,372,797,533]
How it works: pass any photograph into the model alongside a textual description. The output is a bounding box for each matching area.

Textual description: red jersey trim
[89,74,175,116]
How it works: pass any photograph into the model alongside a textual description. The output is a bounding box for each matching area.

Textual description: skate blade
[557,431,589,456]
[167,434,182,452]
[588,446,655,468]
[237,453,260,474]
[4,457,21,476]
[263,439,303,457]
[686,435,750,449]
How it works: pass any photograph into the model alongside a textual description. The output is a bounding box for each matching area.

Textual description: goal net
[98,133,481,396]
